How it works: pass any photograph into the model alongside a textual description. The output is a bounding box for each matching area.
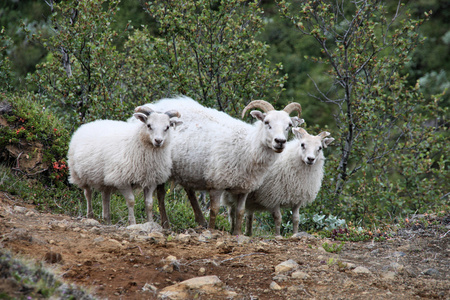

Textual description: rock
[290,232,314,239]
[13,206,27,213]
[127,222,163,233]
[198,267,206,276]
[164,255,178,263]
[175,233,191,243]
[353,266,371,274]
[423,268,439,276]
[273,274,288,282]
[390,262,404,272]
[44,251,63,264]
[291,271,309,280]
[142,283,158,292]
[392,251,406,257]
[275,259,299,274]
[381,271,396,280]
[148,232,165,244]
[93,236,105,244]
[81,218,100,226]
[107,239,123,247]
[236,235,251,244]
[158,275,224,299]
[270,281,282,290]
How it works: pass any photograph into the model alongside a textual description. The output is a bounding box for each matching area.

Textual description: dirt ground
[0,192,448,299]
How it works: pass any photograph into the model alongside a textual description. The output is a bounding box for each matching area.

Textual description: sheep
[222,127,334,236]
[68,106,182,225]
[142,96,303,235]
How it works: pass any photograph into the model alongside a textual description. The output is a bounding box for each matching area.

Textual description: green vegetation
[0,0,448,236]
[322,241,345,254]
[0,249,96,299]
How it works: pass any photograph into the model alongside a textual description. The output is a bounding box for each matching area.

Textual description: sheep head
[134,106,182,147]
[242,100,304,153]
[292,127,334,165]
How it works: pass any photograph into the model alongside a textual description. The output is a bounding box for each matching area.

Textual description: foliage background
[0,0,448,235]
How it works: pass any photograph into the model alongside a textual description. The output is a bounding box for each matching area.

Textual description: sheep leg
[272,206,282,237]
[208,190,223,230]
[185,188,207,228]
[84,187,93,219]
[101,189,112,225]
[143,186,156,223]
[292,203,302,234]
[119,187,136,225]
[156,184,170,229]
[233,194,248,236]
[245,212,254,236]
[229,205,236,234]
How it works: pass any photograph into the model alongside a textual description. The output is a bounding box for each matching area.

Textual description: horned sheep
[68,106,182,225]
[223,127,334,236]
[141,96,303,235]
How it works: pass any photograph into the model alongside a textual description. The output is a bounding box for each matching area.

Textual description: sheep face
[292,127,335,165]
[134,111,182,147]
[251,110,302,153]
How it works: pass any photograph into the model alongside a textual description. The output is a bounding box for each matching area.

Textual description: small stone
[381,271,396,280]
[290,232,314,239]
[353,266,371,274]
[13,206,27,213]
[164,255,178,263]
[94,236,105,244]
[73,227,81,232]
[127,222,163,233]
[108,239,122,247]
[275,259,299,274]
[142,283,158,292]
[423,268,439,276]
[176,233,191,243]
[390,262,404,272]
[181,275,223,289]
[291,271,309,280]
[236,235,251,244]
[82,218,100,226]
[392,251,406,257]
[25,211,35,217]
[198,267,206,275]
[270,281,282,290]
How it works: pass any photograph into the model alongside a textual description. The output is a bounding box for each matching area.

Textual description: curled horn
[241,100,275,118]
[283,102,302,116]
[318,131,331,139]
[134,105,154,116]
[165,110,181,118]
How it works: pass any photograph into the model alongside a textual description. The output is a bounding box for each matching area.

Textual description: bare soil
[0,192,448,299]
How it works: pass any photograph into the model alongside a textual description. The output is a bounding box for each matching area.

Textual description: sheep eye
[147,124,152,130]
[264,121,271,129]
[301,143,305,149]
[165,126,170,131]
[319,146,322,151]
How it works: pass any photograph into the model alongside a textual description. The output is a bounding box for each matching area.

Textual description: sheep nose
[154,138,163,146]
[307,157,315,164]
[275,138,286,145]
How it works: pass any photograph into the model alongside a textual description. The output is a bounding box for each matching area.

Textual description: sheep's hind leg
[233,193,248,236]
[292,203,302,234]
[119,187,136,225]
[272,206,282,237]
[101,189,112,225]
[186,188,207,228]
[245,212,254,236]
[143,185,156,223]
[156,184,170,229]
[208,190,223,230]
[84,187,93,219]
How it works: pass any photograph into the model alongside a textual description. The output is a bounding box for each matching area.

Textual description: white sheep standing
[68,106,182,225]
[142,96,303,235]
[223,127,334,236]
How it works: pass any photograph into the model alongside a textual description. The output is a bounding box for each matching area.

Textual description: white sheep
[144,96,303,235]
[223,127,334,236]
[68,106,182,225]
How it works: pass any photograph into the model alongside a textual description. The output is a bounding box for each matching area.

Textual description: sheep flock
[68,96,334,236]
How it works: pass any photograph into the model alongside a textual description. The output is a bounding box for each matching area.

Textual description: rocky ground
[0,192,449,299]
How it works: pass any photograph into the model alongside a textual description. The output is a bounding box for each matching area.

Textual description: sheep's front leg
[186,188,207,228]
[233,193,248,236]
[101,189,112,224]
[156,184,170,229]
[208,190,223,230]
[143,185,156,223]
[292,203,302,234]
[245,212,254,236]
[84,187,93,219]
[272,206,282,237]
[119,187,136,225]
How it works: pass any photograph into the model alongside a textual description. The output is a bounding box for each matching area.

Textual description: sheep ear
[291,117,304,127]
[323,137,335,148]
[250,110,266,121]
[134,112,148,124]
[170,120,183,129]
[292,127,307,139]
